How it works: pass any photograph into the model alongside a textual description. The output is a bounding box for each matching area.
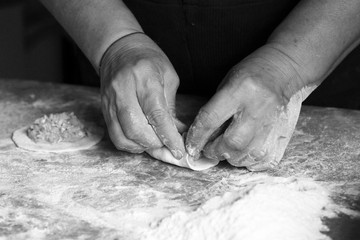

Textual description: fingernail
[171,149,183,160]
[193,152,201,161]
[227,155,253,167]
[186,145,197,157]
[247,163,271,172]
[221,153,230,160]
[174,118,187,133]
[249,149,266,160]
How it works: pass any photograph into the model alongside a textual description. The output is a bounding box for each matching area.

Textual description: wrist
[99,32,146,75]
[91,29,143,74]
[99,32,166,83]
[243,44,316,102]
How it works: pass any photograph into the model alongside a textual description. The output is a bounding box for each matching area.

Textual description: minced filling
[27,112,87,144]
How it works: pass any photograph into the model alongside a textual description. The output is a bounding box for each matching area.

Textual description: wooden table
[0,79,359,239]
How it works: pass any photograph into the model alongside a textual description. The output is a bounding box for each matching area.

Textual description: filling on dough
[27,112,87,144]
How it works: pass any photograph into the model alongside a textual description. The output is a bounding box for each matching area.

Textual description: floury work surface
[0,79,359,239]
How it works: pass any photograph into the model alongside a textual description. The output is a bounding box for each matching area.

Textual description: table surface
[0,79,359,239]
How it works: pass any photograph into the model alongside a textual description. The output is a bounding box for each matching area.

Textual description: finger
[116,91,163,149]
[174,118,187,134]
[166,88,187,134]
[102,102,145,153]
[163,65,187,134]
[241,120,289,170]
[204,135,266,170]
[207,119,231,145]
[186,89,240,157]
[203,110,258,165]
[117,106,163,149]
[203,134,237,161]
[137,77,185,160]
[201,109,255,160]
[222,111,257,161]
[201,120,233,160]
[162,63,179,114]
[227,118,272,168]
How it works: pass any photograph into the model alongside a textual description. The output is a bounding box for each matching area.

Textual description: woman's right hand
[100,33,185,159]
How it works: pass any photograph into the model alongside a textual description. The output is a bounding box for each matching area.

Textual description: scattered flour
[142,177,339,240]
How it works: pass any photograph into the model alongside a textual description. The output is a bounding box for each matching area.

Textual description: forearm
[40,0,142,72]
[266,0,360,99]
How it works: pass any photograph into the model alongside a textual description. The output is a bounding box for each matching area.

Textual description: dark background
[1,0,359,109]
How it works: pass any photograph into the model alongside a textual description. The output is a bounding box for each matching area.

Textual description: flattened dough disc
[147,147,219,171]
[12,123,104,153]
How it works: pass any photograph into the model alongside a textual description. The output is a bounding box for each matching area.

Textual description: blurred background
[0,0,98,86]
[0,0,359,109]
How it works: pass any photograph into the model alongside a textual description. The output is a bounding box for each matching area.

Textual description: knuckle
[249,148,267,160]
[223,135,246,150]
[108,77,128,94]
[146,108,169,126]
[196,109,221,130]
[123,128,144,142]
[109,79,119,91]
[135,59,157,73]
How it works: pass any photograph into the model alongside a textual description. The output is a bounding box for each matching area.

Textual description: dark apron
[73,0,360,109]
[123,0,300,96]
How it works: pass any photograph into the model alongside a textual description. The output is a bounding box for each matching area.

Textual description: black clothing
[66,0,360,109]
[123,0,300,96]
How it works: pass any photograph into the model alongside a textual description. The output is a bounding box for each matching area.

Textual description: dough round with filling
[147,147,219,171]
[12,113,103,153]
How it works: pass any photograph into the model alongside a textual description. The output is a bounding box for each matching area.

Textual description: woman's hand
[100,33,185,159]
[186,46,313,171]
[186,0,360,171]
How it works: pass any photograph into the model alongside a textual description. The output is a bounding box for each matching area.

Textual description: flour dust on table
[142,177,354,240]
